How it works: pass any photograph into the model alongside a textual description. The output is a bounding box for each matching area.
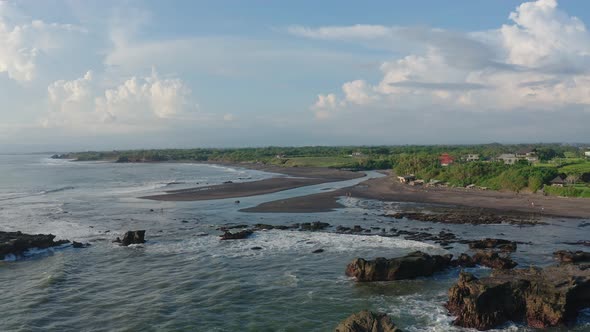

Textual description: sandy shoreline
[140,164,365,201]
[139,162,590,218]
[243,172,590,219]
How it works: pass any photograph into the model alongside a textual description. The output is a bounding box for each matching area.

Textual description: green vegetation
[55,143,590,197]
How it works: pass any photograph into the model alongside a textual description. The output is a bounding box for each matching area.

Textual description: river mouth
[0,156,589,331]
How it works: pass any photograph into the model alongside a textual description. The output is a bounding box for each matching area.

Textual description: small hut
[550,175,566,187]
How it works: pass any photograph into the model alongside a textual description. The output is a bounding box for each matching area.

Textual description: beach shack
[550,175,567,187]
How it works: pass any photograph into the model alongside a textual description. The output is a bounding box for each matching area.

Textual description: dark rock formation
[468,238,517,252]
[313,248,324,253]
[346,251,453,282]
[447,264,590,330]
[251,246,263,250]
[334,310,401,332]
[114,230,146,246]
[300,221,330,231]
[471,251,517,269]
[71,241,90,248]
[220,229,253,240]
[0,231,70,259]
[385,212,539,225]
[451,252,517,270]
[554,250,590,264]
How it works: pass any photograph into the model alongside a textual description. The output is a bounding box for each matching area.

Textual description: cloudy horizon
[1,0,589,152]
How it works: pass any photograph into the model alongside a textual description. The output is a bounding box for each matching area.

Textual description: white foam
[148,230,439,258]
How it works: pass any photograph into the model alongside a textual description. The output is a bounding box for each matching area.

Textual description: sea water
[0,154,589,331]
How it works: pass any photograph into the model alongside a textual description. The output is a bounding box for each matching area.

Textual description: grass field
[558,161,590,174]
[275,156,359,168]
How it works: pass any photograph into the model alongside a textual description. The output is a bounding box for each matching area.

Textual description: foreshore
[243,171,590,218]
[140,164,365,201]
[140,162,590,219]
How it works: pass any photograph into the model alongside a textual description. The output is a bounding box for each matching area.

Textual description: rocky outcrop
[468,238,517,252]
[300,221,330,231]
[386,212,539,225]
[220,229,253,240]
[447,264,590,330]
[0,231,70,259]
[450,252,517,270]
[554,250,590,264]
[114,230,146,246]
[334,310,401,332]
[346,251,453,282]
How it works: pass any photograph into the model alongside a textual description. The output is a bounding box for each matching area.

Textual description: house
[351,151,364,157]
[497,153,518,165]
[550,175,567,187]
[275,154,285,159]
[464,154,480,162]
[585,151,590,158]
[516,147,539,163]
[439,153,455,166]
[397,175,416,184]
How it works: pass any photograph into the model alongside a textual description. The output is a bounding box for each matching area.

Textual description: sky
[1,0,590,152]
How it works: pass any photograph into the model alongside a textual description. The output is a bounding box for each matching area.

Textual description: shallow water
[0,155,589,331]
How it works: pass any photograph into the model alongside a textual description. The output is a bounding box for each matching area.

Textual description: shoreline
[242,173,590,219]
[136,161,590,219]
[140,164,365,201]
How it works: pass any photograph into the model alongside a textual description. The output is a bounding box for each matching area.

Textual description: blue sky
[1,0,589,152]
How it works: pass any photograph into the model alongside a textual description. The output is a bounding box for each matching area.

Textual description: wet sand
[242,172,590,219]
[140,165,364,201]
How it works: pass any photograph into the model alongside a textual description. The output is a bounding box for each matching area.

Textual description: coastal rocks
[447,264,590,330]
[299,221,330,231]
[220,229,253,240]
[345,251,453,282]
[468,238,517,252]
[114,230,146,246]
[0,231,70,259]
[334,310,401,332]
[385,212,539,226]
[451,252,517,270]
[71,241,91,248]
[554,250,590,264]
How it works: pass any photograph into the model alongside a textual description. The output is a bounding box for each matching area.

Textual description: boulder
[114,230,146,246]
[554,250,590,264]
[334,310,401,332]
[220,229,253,240]
[471,251,517,270]
[0,231,70,259]
[300,221,330,231]
[447,264,590,330]
[345,251,453,282]
[71,241,90,248]
[468,238,517,252]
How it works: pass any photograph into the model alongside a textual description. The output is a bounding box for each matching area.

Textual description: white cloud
[44,69,198,131]
[0,2,86,82]
[299,0,590,117]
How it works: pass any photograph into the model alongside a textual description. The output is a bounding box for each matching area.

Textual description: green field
[558,161,590,174]
[275,156,359,168]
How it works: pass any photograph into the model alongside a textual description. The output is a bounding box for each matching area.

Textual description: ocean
[0,154,589,331]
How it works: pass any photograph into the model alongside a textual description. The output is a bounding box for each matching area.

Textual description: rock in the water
[71,241,90,248]
[447,264,590,330]
[468,238,517,252]
[251,246,263,250]
[0,231,70,259]
[334,310,401,332]
[313,248,324,253]
[220,229,253,240]
[554,250,590,264]
[300,221,330,231]
[345,251,453,282]
[471,251,517,269]
[114,230,146,246]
